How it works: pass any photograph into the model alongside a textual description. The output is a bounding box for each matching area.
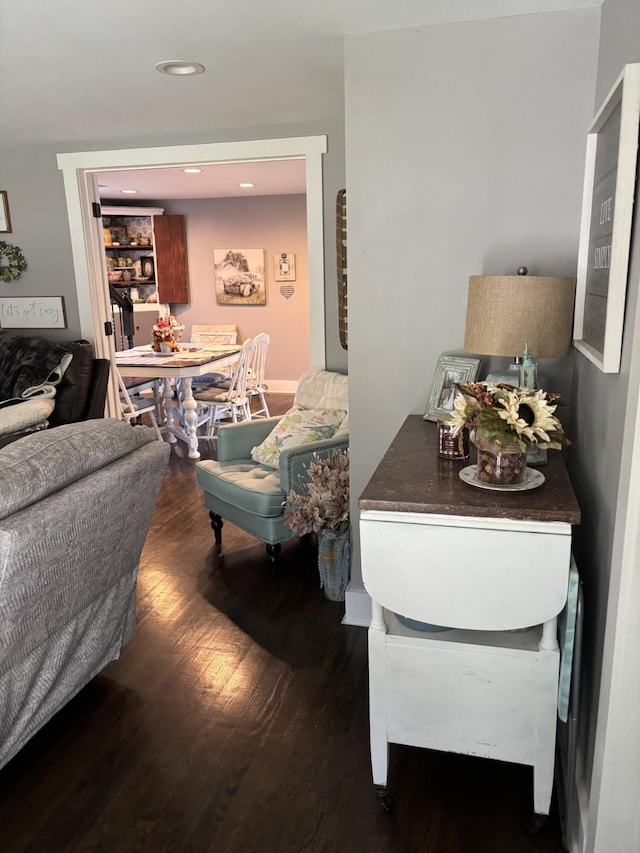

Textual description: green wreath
[0,241,28,283]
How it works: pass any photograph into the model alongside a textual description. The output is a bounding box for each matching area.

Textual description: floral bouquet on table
[445,382,569,485]
[284,448,350,600]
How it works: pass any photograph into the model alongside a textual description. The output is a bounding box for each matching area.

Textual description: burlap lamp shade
[464,275,577,358]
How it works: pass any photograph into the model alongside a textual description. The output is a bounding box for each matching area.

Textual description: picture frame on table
[424,355,481,422]
[0,191,12,234]
[573,63,640,373]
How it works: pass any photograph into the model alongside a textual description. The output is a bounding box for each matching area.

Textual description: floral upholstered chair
[195,369,348,565]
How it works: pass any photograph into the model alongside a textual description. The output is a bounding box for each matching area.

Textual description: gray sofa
[0,418,170,769]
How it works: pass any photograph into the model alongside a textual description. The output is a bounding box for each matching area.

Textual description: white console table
[358,416,580,818]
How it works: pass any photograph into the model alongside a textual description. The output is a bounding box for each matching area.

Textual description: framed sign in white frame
[0,296,67,329]
[574,63,640,373]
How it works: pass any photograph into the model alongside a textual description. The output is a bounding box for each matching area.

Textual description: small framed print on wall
[0,192,12,234]
[274,252,296,281]
[574,63,640,373]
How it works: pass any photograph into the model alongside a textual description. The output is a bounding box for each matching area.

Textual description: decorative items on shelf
[139,256,154,280]
[284,448,350,601]
[446,381,569,487]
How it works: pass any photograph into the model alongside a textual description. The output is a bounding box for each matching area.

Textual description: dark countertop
[358,416,581,525]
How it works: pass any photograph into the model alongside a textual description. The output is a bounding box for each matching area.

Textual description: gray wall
[344,8,600,594]
[567,1,640,849]
[0,120,347,371]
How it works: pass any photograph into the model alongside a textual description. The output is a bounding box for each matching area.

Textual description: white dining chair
[193,338,255,439]
[246,331,270,418]
[190,324,240,390]
[117,369,164,442]
[191,324,238,346]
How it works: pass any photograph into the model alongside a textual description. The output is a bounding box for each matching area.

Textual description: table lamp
[463,267,576,387]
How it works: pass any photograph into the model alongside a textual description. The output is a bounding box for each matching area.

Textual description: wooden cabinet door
[153,215,189,304]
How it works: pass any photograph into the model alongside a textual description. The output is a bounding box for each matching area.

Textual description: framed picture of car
[214,248,266,305]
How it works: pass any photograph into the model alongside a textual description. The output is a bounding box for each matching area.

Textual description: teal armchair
[195,369,348,564]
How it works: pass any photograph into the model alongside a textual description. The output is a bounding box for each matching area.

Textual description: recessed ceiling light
[183,168,202,174]
[122,189,137,194]
[155,60,205,76]
[239,182,255,188]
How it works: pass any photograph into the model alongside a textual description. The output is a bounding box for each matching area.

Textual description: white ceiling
[1,1,600,199]
[97,159,308,201]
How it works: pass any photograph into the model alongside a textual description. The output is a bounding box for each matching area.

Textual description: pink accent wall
[160,195,309,384]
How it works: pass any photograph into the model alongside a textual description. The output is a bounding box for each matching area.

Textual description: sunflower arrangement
[446,382,568,451]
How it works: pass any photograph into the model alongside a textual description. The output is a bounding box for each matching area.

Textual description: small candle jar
[437,421,469,461]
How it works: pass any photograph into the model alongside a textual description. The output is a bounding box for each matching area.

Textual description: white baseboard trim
[265,380,298,394]
[342,586,371,627]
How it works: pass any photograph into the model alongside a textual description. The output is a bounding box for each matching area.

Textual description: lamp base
[485,359,521,386]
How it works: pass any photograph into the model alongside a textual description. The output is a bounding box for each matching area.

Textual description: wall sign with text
[0,297,67,329]
[574,63,640,373]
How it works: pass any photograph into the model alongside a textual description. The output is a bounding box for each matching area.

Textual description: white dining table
[114,344,241,459]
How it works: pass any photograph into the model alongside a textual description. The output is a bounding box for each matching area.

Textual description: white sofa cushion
[294,369,348,413]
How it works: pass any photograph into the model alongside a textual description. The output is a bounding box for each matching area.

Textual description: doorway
[57,136,328,417]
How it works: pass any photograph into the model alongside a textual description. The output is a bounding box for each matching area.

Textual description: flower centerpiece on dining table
[445,382,569,486]
[284,448,350,600]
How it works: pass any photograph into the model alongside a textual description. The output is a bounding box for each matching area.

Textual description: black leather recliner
[0,335,110,447]
[49,339,110,426]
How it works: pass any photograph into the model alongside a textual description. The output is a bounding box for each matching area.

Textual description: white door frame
[57,136,328,417]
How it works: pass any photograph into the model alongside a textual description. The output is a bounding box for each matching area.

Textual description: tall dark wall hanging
[336,189,347,350]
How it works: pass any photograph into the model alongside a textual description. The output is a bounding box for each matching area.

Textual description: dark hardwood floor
[0,393,566,852]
